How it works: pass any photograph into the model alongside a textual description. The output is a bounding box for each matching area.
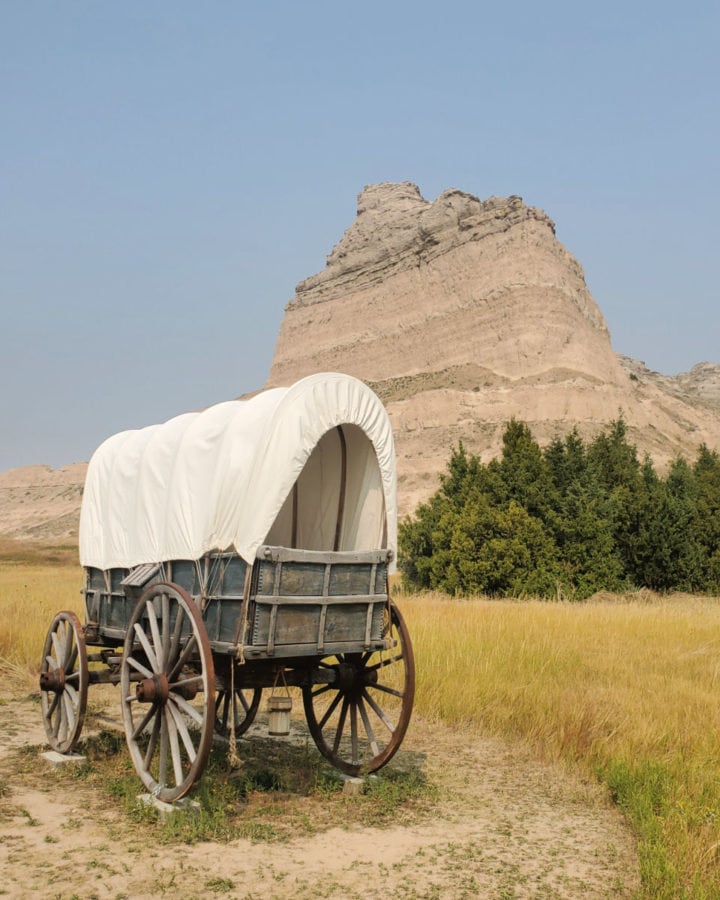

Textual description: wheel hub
[39,669,65,693]
[136,673,169,704]
[334,661,379,696]
[334,662,358,694]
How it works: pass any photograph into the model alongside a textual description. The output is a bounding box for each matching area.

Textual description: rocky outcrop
[619,357,720,411]
[269,183,720,516]
[269,183,617,387]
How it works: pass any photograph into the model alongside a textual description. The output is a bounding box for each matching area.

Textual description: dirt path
[0,694,639,899]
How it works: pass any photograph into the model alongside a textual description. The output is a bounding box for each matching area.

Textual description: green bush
[398,420,720,598]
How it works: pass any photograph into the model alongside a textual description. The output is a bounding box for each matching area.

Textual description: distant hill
[0,463,86,543]
[2,182,719,541]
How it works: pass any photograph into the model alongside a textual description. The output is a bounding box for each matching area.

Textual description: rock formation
[269,182,720,516]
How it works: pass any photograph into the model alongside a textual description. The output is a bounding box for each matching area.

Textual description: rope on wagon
[227,659,242,768]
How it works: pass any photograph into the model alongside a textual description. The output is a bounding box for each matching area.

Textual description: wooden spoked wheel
[215,679,262,737]
[120,583,215,802]
[303,603,415,776]
[39,611,89,753]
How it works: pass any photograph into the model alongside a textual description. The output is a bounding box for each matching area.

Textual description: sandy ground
[0,695,639,900]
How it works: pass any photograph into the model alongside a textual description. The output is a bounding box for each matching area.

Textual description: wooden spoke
[40,611,88,754]
[144,713,161,769]
[66,643,79,674]
[350,702,359,765]
[120,582,215,803]
[332,699,349,754]
[370,682,404,699]
[169,603,186,662]
[358,696,380,757]
[126,655,153,679]
[168,634,197,682]
[319,690,343,730]
[302,603,415,776]
[47,691,60,719]
[169,692,204,725]
[161,592,170,666]
[167,701,197,762]
[146,600,164,671]
[133,623,160,674]
[64,682,79,706]
[166,709,183,786]
[170,675,204,691]
[310,684,334,699]
[366,652,404,672]
[362,688,396,733]
[159,716,169,787]
[50,631,63,665]
[131,704,157,741]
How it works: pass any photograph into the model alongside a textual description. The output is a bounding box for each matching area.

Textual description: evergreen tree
[693,445,720,591]
[494,420,559,520]
[398,418,720,598]
[429,495,562,597]
[632,457,703,591]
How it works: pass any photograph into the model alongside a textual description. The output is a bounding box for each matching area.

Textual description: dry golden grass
[400,591,720,897]
[401,592,720,757]
[0,559,83,685]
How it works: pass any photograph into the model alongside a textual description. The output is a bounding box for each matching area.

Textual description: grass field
[0,558,83,682]
[400,592,720,899]
[2,553,720,898]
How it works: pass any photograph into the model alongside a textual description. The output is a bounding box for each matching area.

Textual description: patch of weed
[601,757,679,898]
[205,877,234,893]
[360,768,439,825]
[19,807,40,826]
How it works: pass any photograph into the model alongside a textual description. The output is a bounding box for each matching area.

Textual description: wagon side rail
[243,545,393,660]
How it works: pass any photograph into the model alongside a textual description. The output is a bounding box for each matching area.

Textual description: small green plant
[19,807,40,826]
[204,878,234,894]
[361,769,439,824]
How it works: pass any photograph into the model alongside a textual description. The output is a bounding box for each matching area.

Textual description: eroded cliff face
[269,183,617,387]
[269,182,720,516]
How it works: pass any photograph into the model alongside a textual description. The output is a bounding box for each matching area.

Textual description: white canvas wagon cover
[79,373,397,571]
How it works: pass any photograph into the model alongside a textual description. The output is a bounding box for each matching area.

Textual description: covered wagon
[39,373,414,801]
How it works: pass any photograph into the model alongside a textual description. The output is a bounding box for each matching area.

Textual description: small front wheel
[120,583,215,802]
[40,611,89,753]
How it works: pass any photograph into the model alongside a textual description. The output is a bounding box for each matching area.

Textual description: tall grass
[401,592,720,898]
[0,558,83,683]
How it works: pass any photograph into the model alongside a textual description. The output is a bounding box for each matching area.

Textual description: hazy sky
[1,1,718,471]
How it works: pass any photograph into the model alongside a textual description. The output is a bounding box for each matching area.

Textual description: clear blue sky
[1,1,718,471]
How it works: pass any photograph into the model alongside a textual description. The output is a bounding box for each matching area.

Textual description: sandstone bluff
[2,182,719,538]
[268,182,720,516]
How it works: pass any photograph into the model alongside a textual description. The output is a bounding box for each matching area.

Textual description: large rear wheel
[302,603,415,775]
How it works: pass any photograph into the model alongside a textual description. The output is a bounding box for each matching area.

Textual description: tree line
[398,420,720,598]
